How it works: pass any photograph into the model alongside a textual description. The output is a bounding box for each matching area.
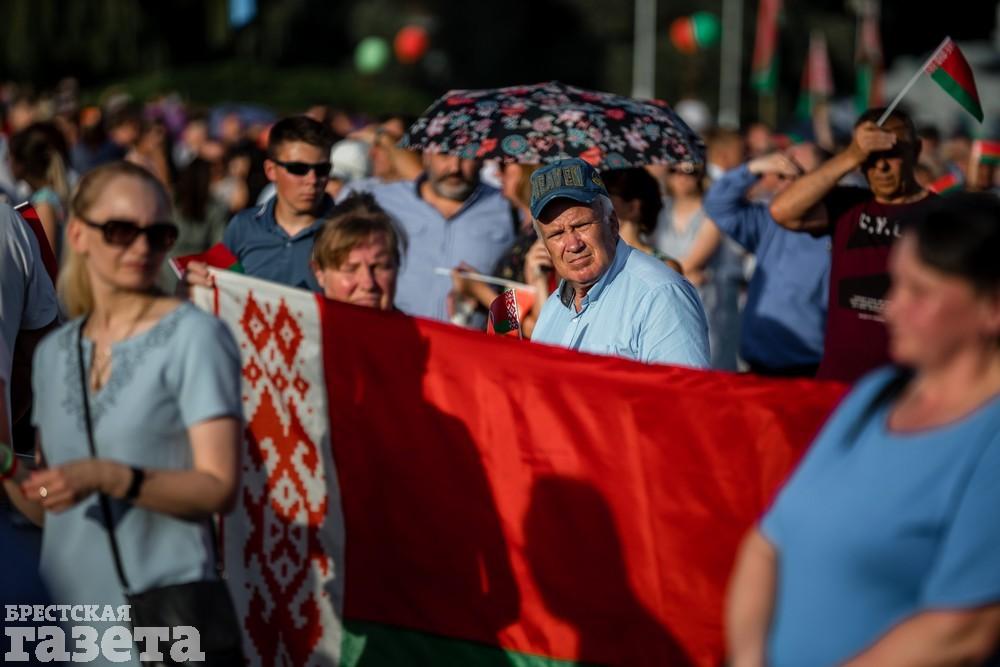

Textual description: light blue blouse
[762,367,1000,667]
[31,303,242,615]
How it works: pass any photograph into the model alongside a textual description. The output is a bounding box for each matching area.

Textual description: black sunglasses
[79,217,179,252]
[271,159,332,177]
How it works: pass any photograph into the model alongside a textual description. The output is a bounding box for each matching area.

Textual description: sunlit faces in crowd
[535,196,619,290]
[311,193,402,311]
[66,165,178,294]
[264,140,331,216]
[422,152,480,202]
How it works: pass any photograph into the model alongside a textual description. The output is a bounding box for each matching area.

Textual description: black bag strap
[76,318,224,596]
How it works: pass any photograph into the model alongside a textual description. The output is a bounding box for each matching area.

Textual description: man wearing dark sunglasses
[188,116,335,291]
[770,107,935,383]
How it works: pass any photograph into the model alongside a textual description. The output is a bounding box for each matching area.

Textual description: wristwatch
[124,466,145,501]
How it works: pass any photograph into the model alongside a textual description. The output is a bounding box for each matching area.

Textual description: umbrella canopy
[401,81,705,170]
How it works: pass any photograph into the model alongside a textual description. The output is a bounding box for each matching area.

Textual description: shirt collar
[557,238,632,311]
[257,194,334,237]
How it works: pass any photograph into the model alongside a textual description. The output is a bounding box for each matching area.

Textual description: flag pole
[876,36,950,125]
[434,267,537,293]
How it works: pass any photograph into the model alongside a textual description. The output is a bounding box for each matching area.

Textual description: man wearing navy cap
[530,158,710,367]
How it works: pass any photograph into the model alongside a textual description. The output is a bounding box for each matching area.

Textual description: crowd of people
[2,78,1000,665]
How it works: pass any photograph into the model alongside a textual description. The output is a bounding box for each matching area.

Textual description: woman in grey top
[5,161,242,663]
[652,162,743,371]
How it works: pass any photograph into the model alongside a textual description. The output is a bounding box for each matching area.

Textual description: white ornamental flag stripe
[193,270,345,667]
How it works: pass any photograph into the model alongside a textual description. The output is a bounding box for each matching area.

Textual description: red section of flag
[170,242,243,276]
[927,172,962,194]
[324,302,847,666]
[807,31,833,97]
[927,38,979,97]
[13,202,58,282]
[926,38,983,122]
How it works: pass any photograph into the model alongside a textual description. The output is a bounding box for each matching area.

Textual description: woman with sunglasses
[4,161,243,660]
[726,193,1000,667]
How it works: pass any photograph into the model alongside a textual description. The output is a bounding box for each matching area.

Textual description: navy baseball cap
[529,158,609,220]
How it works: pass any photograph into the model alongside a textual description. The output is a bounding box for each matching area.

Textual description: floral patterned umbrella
[400,81,705,170]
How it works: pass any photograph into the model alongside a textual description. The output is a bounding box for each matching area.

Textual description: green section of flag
[230,261,245,274]
[931,68,984,123]
[752,60,779,94]
[341,620,597,667]
[855,64,873,114]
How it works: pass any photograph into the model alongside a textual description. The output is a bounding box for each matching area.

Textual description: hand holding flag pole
[877,37,983,126]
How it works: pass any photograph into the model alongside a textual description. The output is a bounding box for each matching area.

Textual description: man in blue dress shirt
[703,145,830,377]
[366,152,515,321]
[530,158,709,367]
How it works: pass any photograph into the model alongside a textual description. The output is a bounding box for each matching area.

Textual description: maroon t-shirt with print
[817,187,936,383]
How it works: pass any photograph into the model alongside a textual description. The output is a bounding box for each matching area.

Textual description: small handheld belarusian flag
[854,0,884,113]
[795,30,834,118]
[926,172,962,195]
[751,0,782,94]
[971,139,1000,167]
[487,288,534,338]
[170,242,244,279]
[926,38,983,122]
[879,37,983,126]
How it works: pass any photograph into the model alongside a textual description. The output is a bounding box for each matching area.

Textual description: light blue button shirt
[532,239,710,367]
[368,177,516,321]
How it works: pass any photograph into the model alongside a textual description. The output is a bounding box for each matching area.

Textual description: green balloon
[691,12,721,48]
[355,37,390,74]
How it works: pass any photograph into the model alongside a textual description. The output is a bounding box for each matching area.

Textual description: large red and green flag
[854,0,884,113]
[751,0,782,94]
[795,30,834,119]
[926,37,983,123]
[194,270,846,666]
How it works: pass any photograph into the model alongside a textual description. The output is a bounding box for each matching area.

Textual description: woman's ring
[39,486,48,499]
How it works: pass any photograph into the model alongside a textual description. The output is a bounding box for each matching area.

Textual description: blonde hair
[58,161,170,317]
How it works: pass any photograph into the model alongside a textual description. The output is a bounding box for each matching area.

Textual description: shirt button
[285,242,292,248]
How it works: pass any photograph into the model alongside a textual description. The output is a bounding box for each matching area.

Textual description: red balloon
[669,17,697,55]
[394,25,429,64]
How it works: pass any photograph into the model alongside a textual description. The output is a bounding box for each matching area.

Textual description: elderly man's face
[314,232,398,310]
[537,199,619,289]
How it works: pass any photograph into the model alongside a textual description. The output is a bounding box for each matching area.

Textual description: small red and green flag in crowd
[971,139,1000,166]
[926,37,983,123]
[486,288,534,338]
[926,172,963,195]
[795,30,834,118]
[751,0,782,94]
[854,0,884,113]
[169,242,244,278]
